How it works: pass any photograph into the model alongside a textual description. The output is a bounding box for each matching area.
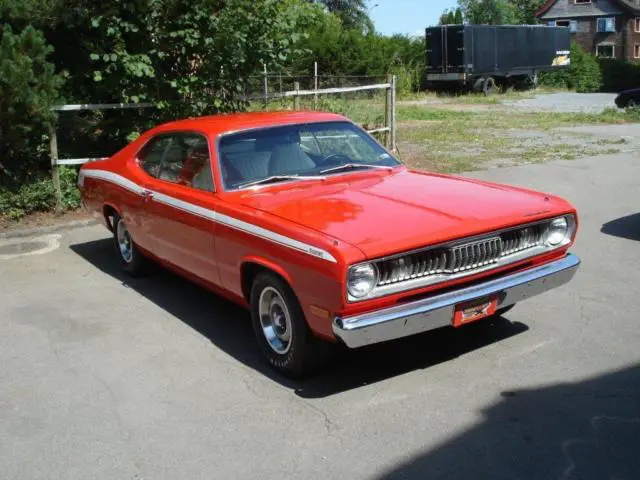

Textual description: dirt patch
[0,209,91,233]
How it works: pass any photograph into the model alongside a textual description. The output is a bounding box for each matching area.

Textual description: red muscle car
[79,111,580,377]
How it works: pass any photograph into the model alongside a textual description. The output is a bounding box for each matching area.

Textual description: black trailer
[426,25,570,94]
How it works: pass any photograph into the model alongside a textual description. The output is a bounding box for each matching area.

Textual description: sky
[368,0,458,37]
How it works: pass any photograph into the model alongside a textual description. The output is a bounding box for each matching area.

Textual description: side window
[154,133,214,192]
[137,136,171,178]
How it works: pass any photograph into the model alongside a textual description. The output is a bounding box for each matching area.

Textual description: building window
[556,20,579,33]
[596,44,615,58]
[635,44,640,59]
[635,18,640,33]
[597,17,616,33]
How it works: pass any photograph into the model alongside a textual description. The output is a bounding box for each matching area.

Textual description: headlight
[347,263,378,299]
[544,216,570,247]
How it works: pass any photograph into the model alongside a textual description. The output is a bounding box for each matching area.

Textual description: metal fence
[49,68,396,212]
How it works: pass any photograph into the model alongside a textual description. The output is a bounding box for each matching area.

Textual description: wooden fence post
[49,123,62,215]
[293,81,300,110]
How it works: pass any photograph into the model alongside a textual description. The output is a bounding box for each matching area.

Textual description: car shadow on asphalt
[601,213,640,241]
[376,364,640,480]
[70,238,529,399]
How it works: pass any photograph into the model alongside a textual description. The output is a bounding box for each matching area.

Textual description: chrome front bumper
[333,254,580,348]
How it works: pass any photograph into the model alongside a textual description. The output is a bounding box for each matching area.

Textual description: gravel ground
[502,92,619,113]
[2,151,640,479]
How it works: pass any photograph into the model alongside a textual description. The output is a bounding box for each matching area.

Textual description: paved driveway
[1,152,640,479]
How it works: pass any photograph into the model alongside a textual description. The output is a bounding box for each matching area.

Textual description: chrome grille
[376,224,546,287]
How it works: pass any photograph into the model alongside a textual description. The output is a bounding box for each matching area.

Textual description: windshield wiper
[320,163,395,175]
[237,174,325,189]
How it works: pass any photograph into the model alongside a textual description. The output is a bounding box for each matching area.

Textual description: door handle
[142,190,154,202]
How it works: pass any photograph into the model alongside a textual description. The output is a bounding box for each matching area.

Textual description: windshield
[218,121,400,190]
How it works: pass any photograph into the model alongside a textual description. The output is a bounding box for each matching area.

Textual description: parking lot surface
[1,151,640,479]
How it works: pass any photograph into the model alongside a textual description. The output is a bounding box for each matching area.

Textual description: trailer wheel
[483,77,496,96]
[472,78,485,94]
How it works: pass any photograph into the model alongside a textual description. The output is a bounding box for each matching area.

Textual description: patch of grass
[395,105,639,173]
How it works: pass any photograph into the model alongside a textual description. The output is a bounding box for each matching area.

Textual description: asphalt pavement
[1,151,640,479]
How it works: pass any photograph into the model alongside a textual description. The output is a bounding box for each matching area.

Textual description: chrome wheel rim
[258,286,292,354]
[629,99,638,108]
[116,220,133,263]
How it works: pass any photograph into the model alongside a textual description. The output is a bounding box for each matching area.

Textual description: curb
[0,219,99,240]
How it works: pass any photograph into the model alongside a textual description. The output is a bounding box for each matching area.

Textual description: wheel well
[103,205,117,232]
[241,262,287,303]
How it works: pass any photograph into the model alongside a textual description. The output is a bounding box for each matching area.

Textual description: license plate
[453,297,498,327]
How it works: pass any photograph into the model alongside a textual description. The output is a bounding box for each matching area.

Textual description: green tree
[457,0,545,25]
[458,0,517,24]
[311,0,374,32]
[454,8,464,24]
[509,0,545,24]
[0,24,62,184]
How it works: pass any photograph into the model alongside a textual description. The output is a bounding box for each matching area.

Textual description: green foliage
[457,0,517,25]
[439,9,459,25]
[598,58,640,93]
[0,24,62,184]
[311,0,373,32]
[540,42,601,93]
[291,10,424,93]
[0,166,79,220]
[456,0,545,25]
[454,8,464,24]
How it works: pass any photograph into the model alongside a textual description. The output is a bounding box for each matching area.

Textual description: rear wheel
[250,272,330,377]
[483,77,496,96]
[628,98,639,109]
[112,213,146,276]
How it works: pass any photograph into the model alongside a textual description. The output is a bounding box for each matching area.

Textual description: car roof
[149,111,349,137]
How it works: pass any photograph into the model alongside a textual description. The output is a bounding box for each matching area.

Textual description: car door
[141,132,221,286]
[124,134,173,253]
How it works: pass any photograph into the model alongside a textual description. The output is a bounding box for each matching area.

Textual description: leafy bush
[0,24,62,185]
[599,58,640,93]
[540,42,601,93]
[0,166,80,220]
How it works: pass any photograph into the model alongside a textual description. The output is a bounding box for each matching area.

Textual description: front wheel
[250,273,330,377]
[112,213,147,276]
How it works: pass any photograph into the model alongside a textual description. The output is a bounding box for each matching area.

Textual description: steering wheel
[317,153,351,168]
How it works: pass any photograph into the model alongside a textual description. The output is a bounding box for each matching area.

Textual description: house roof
[536,0,640,18]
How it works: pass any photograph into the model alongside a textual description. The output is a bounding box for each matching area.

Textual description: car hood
[240,169,573,260]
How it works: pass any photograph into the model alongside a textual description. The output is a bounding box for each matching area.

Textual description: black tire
[472,77,485,94]
[496,304,515,317]
[250,272,330,378]
[628,98,639,109]
[483,77,496,96]
[112,213,146,276]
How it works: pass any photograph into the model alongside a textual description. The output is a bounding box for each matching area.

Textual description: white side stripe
[81,169,145,195]
[152,192,217,221]
[215,212,337,263]
[81,169,338,263]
